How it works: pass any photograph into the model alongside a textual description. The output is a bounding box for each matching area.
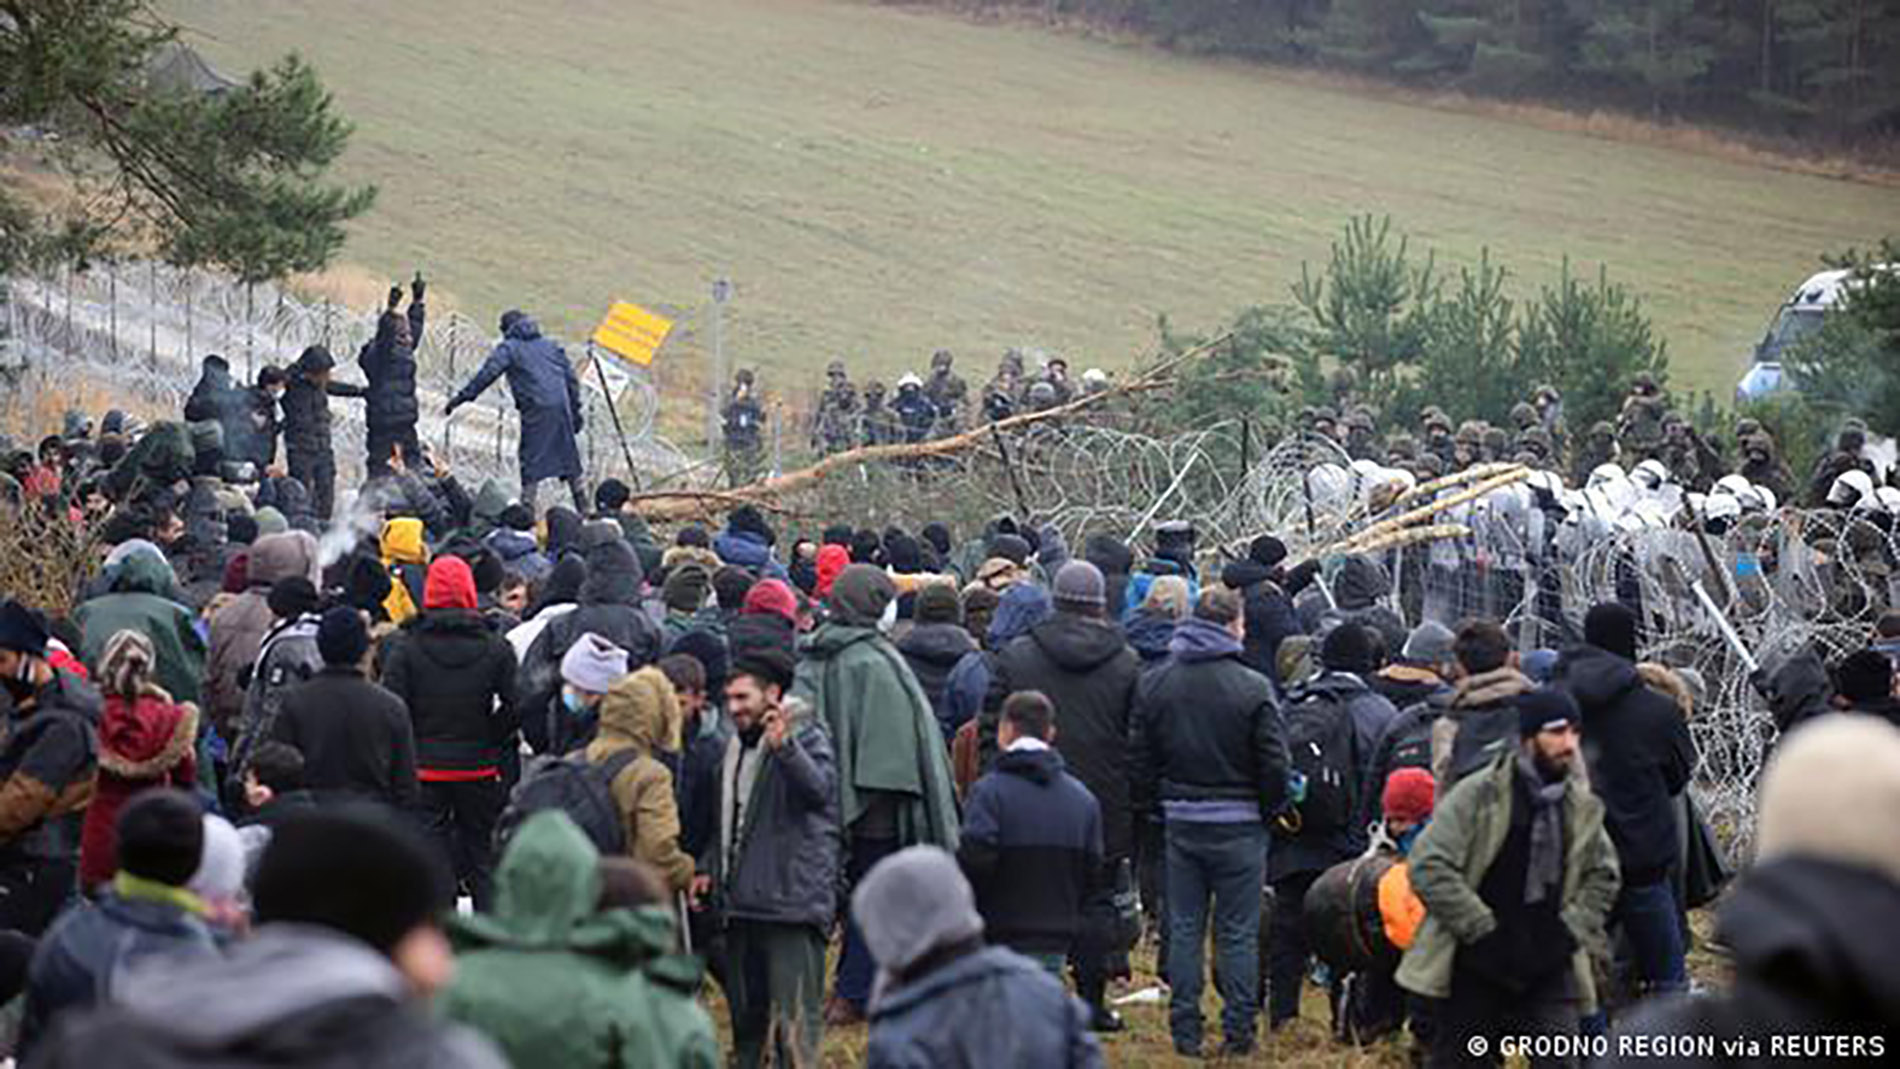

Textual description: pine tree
[0,0,374,278]
[1571,0,1718,113]
[1517,261,1669,437]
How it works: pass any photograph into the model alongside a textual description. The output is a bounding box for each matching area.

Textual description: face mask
[562,689,588,715]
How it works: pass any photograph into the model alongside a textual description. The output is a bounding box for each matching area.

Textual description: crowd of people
[0,338,1895,1068]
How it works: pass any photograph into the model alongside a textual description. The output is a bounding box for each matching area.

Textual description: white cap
[897,372,923,390]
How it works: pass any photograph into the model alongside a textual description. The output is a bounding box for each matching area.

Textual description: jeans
[727,920,826,1069]
[834,834,901,1011]
[1165,820,1267,1052]
[1613,877,1687,996]
[420,778,506,911]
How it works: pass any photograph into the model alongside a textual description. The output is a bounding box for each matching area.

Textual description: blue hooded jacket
[940,585,1052,741]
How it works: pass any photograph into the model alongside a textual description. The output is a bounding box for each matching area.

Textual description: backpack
[1278,684,1360,840]
[496,749,642,856]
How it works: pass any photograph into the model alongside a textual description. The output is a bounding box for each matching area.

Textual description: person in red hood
[815,544,850,602]
[78,631,199,890]
[378,556,518,910]
[732,579,800,666]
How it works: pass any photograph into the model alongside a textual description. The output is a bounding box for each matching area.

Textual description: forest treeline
[910,0,1900,144]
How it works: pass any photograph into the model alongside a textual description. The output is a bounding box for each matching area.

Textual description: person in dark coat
[447,310,585,513]
[857,846,1105,1069]
[360,276,427,477]
[1372,620,1456,713]
[943,583,1050,745]
[958,691,1105,971]
[0,601,102,935]
[1121,521,1199,619]
[517,539,660,731]
[379,558,519,909]
[20,790,217,1057]
[984,561,1139,1030]
[1298,554,1407,656]
[1608,715,1900,1068]
[30,808,507,1069]
[1220,535,1303,687]
[1082,535,1134,625]
[182,355,251,470]
[281,344,367,521]
[1834,648,1900,727]
[1132,588,1287,1057]
[897,585,976,730]
[1552,602,1695,998]
[716,652,841,1069]
[274,608,420,813]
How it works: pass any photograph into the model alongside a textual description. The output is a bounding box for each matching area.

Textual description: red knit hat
[742,578,799,625]
[423,556,478,611]
[815,544,850,600]
[1382,768,1436,825]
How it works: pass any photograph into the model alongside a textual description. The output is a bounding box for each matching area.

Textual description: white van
[1737,264,1895,402]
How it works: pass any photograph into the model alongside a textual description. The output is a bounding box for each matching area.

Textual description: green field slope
[164,0,1900,401]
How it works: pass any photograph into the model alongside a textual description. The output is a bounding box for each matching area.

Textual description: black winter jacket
[280,370,366,462]
[517,541,660,748]
[274,666,420,812]
[1609,858,1900,1067]
[379,610,518,773]
[898,622,977,731]
[1555,645,1695,885]
[1221,558,1304,685]
[985,612,1140,859]
[359,302,425,434]
[957,746,1105,955]
[1131,617,1288,819]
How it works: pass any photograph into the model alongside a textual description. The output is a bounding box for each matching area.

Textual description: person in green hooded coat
[74,543,206,707]
[790,563,959,1023]
[438,810,718,1069]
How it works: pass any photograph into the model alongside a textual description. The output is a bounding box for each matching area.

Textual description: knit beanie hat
[914,583,962,626]
[100,628,158,700]
[1382,768,1436,825]
[1518,686,1581,737]
[1836,649,1895,705]
[663,563,712,614]
[1584,601,1639,661]
[671,629,731,693]
[1758,715,1900,888]
[741,579,799,625]
[561,632,629,695]
[1052,561,1106,614]
[830,564,896,628]
[316,606,370,667]
[920,523,953,559]
[1248,535,1288,570]
[254,507,289,537]
[713,565,756,610]
[1320,622,1377,675]
[267,576,320,621]
[0,600,49,658]
[1402,620,1456,666]
[852,846,985,987]
[116,788,205,887]
[253,806,447,955]
[226,512,259,547]
[423,557,478,611]
[989,533,1032,567]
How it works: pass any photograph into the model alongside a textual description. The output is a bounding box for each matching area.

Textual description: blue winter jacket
[866,945,1104,1069]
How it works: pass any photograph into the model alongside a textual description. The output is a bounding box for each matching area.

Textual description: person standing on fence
[361,274,428,479]
[282,345,366,522]
[445,310,586,513]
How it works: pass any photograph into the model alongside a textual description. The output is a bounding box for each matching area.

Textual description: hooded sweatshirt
[940,584,1052,743]
[440,812,717,1069]
[204,531,320,732]
[75,548,205,708]
[584,668,695,892]
[379,517,429,625]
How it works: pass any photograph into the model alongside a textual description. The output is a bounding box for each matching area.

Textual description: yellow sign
[591,301,673,367]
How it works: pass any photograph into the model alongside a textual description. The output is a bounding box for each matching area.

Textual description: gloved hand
[411,272,427,303]
[387,285,403,310]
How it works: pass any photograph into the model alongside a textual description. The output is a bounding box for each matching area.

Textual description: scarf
[1515,750,1568,906]
[115,871,207,916]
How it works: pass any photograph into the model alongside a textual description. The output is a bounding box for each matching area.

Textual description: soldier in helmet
[1739,431,1793,504]
[1310,406,1341,444]
[981,350,1024,423]
[892,373,939,445]
[1419,407,1456,470]
[1617,372,1670,462]
[924,350,967,435]
[722,369,766,483]
[1479,425,1510,465]
[1385,432,1418,468]
[861,380,898,446]
[1532,384,1568,465]
[813,360,859,455]
[1042,356,1075,406]
[1806,419,1878,507]
[1518,426,1556,471]
[1024,379,1060,413]
[1452,421,1485,469]
[1509,401,1539,435]
[1573,421,1620,487]
[1343,407,1379,460]
[1659,417,1706,491]
[1330,367,1358,408]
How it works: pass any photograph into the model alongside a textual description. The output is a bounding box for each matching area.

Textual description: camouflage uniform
[813,361,860,455]
[1573,421,1620,485]
[1738,432,1793,504]
[860,381,900,447]
[1616,373,1669,463]
[924,350,967,436]
[981,350,1025,423]
[1806,421,1879,507]
[1344,408,1380,461]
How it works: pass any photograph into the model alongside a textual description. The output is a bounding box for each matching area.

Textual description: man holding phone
[714,649,841,1069]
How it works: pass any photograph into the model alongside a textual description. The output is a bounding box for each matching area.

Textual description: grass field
[160,0,1900,406]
